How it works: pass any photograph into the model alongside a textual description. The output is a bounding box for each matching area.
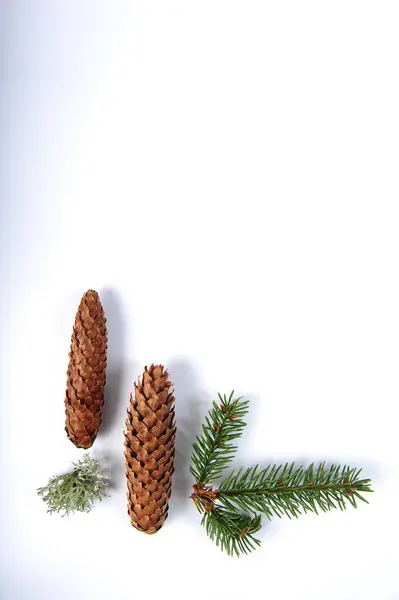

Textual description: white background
[1,2,398,599]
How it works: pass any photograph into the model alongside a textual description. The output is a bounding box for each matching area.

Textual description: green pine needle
[37,455,110,516]
[190,392,373,556]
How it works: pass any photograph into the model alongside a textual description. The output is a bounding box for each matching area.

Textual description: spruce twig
[190,391,249,486]
[190,393,373,556]
[201,507,262,557]
[217,462,372,518]
[37,455,110,516]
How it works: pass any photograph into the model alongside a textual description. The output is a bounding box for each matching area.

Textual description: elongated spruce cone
[65,290,107,449]
[125,365,176,534]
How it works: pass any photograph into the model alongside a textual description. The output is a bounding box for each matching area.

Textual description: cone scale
[124,365,176,534]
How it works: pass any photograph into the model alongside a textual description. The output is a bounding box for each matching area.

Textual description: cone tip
[84,289,99,298]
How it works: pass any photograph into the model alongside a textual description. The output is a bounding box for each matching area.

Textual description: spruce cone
[125,365,176,534]
[65,290,107,449]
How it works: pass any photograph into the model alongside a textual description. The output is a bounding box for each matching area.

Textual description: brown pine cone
[124,365,176,534]
[65,290,107,449]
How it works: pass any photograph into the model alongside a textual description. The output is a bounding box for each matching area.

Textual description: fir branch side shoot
[190,392,373,557]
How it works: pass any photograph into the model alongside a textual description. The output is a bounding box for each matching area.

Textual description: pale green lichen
[37,454,110,516]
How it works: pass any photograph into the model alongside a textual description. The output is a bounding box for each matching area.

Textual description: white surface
[1,2,398,599]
